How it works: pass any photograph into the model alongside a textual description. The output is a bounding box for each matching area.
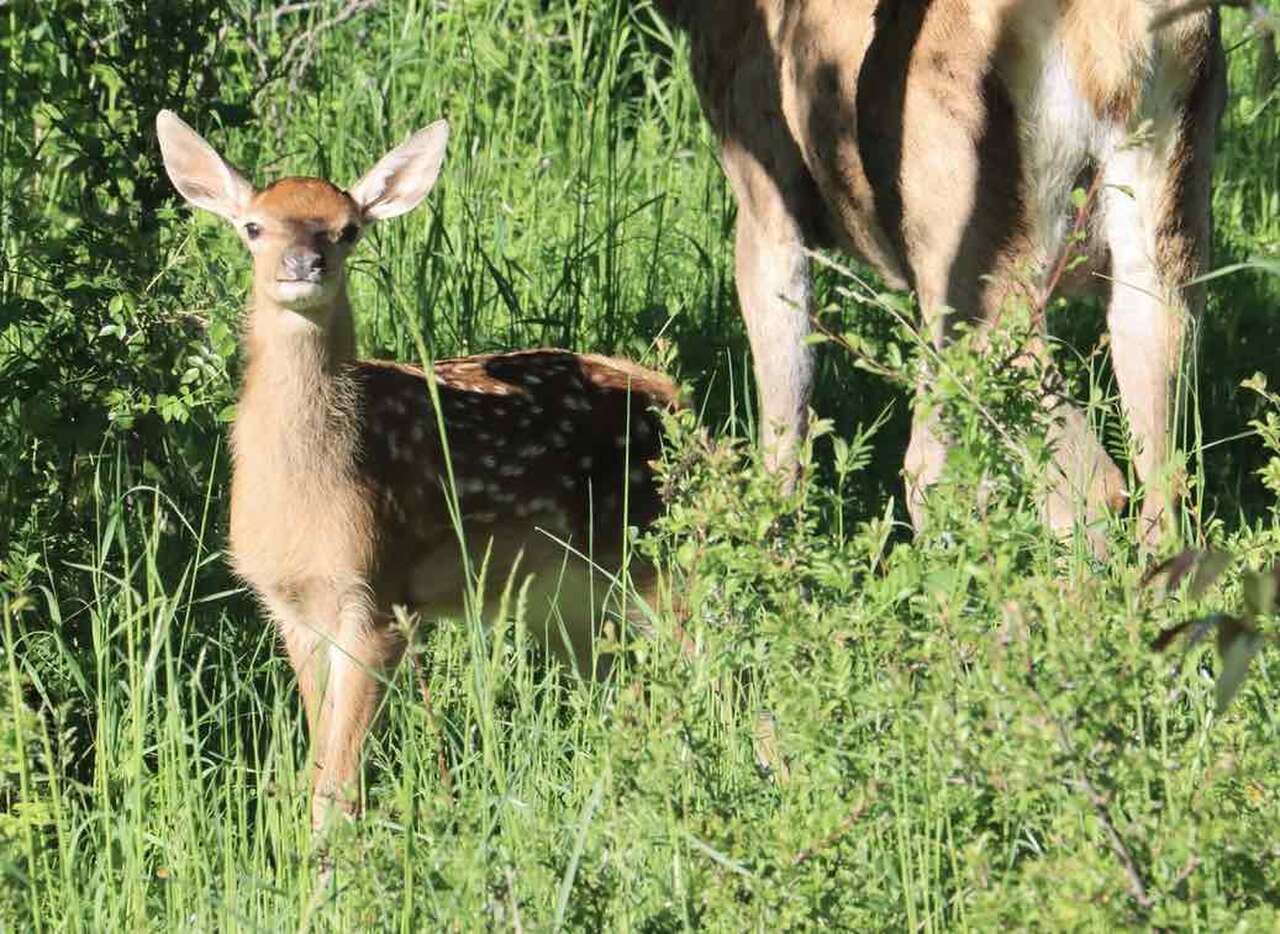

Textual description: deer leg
[1101,156,1205,545]
[1100,49,1221,548]
[311,599,405,830]
[1041,394,1128,554]
[277,616,327,743]
[722,143,814,477]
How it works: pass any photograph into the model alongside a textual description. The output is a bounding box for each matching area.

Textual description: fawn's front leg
[311,597,406,830]
[277,615,326,748]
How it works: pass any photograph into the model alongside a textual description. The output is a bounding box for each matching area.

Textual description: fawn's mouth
[273,278,329,308]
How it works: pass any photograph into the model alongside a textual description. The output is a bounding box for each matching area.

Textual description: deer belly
[402,523,613,673]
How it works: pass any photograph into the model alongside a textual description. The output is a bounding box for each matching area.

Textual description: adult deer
[656,1,1225,547]
[156,111,678,829]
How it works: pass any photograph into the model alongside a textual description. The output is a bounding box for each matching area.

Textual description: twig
[272,1,324,24]
[1036,169,1106,329]
[410,650,454,802]
[806,311,903,383]
[1070,773,1153,910]
[1030,683,1154,911]
[239,0,381,131]
[1171,853,1201,892]
[807,251,1026,458]
[791,783,879,866]
[280,0,380,98]
[396,607,453,801]
[1151,1,1273,34]
[505,867,525,934]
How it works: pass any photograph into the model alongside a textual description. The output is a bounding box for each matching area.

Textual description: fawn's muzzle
[279,247,326,282]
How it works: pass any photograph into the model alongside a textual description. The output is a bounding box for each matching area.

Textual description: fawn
[657,0,1225,549]
[156,110,678,829]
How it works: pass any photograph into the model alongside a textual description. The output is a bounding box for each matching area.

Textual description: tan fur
[157,112,679,829]
[662,1,1225,548]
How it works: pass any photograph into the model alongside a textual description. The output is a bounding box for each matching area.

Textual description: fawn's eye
[338,223,359,244]
[244,222,262,240]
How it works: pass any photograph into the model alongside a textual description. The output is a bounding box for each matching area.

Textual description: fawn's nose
[279,247,326,282]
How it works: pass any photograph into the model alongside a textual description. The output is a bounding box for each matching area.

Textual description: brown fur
[232,277,677,826]
[662,0,1225,548]
[157,112,679,829]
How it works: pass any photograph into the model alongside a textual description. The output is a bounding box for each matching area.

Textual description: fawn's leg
[270,600,332,804]
[311,599,406,830]
[277,615,326,745]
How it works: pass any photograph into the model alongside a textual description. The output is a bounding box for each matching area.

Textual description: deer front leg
[1101,151,1207,545]
[277,615,326,745]
[311,599,406,830]
[723,143,814,477]
[1102,151,1185,547]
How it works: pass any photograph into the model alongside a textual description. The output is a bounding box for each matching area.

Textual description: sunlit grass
[2,1,1280,929]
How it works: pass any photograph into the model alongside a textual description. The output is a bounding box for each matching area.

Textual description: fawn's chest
[226,385,375,597]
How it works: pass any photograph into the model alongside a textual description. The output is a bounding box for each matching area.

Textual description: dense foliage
[2,0,1279,927]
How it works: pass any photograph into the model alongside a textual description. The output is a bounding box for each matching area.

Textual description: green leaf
[1241,569,1277,619]
[1190,551,1231,600]
[1215,619,1263,714]
[1183,257,1280,287]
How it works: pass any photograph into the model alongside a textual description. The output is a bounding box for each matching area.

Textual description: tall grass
[3,0,1280,928]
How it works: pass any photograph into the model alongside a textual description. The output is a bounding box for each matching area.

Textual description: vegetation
[2,0,1279,927]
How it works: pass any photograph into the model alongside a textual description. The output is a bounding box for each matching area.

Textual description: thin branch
[1030,683,1154,911]
[1171,854,1202,891]
[1070,773,1153,910]
[409,649,454,802]
[806,311,903,383]
[791,783,878,866]
[1151,1,1274,34]
[271,1,324,24]
[505,867,525,934]
[396,606,454,803]
[807,251,1026,459]
[1036,169,1106,328]
[280,0,380,96]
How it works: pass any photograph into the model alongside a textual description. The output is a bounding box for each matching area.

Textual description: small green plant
[1147,549,1274,713]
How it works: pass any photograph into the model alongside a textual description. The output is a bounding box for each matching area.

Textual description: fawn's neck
[235,286,360,471]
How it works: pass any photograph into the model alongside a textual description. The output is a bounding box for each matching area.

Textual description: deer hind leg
[890,25,1133,545]
[1100,48,1222,548]
[1040,393,1128,553]
[721,141,815,478]
[311,596,405,830]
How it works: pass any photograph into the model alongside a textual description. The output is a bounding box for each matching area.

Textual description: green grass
[3,1,1280,928]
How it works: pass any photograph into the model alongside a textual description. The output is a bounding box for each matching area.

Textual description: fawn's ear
[347,120,449,222]
[156,110,254,222]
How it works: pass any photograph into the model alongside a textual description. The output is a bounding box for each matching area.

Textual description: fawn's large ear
[156,110,254,222]
[347,120,449,222]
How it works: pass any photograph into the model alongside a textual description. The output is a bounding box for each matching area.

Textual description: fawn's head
[157,110,448,320]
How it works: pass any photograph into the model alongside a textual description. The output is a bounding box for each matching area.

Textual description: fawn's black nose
[280,247,325,282]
